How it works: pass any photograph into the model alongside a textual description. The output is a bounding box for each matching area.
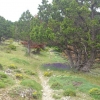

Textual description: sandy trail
[38,71,54,100]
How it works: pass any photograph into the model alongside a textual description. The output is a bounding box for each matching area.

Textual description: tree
[0,16,14,42]
[31,0,100,71]
[38,0,52,23]
[17,10,33,55]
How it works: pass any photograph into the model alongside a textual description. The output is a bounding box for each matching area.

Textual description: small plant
[53,94,62,99]
[44,71,52,77]
[24,70,36,75]
[8,44,16,51]
[20,79,42,90]
[0,64,3,70]
[8,64,17,69]
[89,88,100,99]
[0,82,5,88]
[51,82,62,89]
[89,88,100,95]
[5,46,11,53]
[32,91,40,99]
[16,74,23,79]
[0,72,7,78]
[63,89,76,96]
[15,69,22,73]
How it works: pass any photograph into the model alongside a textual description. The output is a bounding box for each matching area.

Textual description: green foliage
[7,38,14,44]
[0,82,5,88]
[17,10,33,40]
[24,70,36,75]
[0,72,7,78]
[49,76,100,93]
[44,71,52,77]
[8,64,17,69]
[32,0,100,71]
[89,88,100,95]
[0,16,13,39]
[5,46,11,53]
[0,64,3,70]
[0,72,14,87]
[89,88,100,100]
[14,69,22,73]
[10,57,30,65]
[63,89,76,96]
[8,44,16,51]
[21,79,42,91]
[51,82,62,89]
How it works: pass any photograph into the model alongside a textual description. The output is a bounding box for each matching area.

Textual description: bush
[8,44,16,51]
[89,88,100,95]
[0,72,7,78]
[5,46,11,53]
[89,88,100,100]
[0,82,5,88]
[44,71,52,77]
[32,91,40,99]
[24,70,36,75]
[0,64,3,70]
[63,89,76,96]
[15,69,22,73]
[16,74,23,79]
[8,64,17,69]
[51,82,62,89]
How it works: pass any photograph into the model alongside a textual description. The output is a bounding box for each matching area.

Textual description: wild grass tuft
[10,57,30,65]
[20,79,42,91]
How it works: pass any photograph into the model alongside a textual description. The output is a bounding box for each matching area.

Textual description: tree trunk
[26,40,31,56]
[81,48,96,72]
[64,49,74,68]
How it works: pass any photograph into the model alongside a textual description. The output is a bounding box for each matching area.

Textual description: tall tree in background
[0,16,14,42]
[38,0,52,23]
[17,10,33,55]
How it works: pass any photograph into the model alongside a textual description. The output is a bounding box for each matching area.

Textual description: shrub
[8,44,16,51]
[63,89,76,96]
[0,82,5,88]
[32,91,40,99]
[16,74,23,79]
[52,94,62,99]
[24,70,36,75]
[15,69,22,73]
[5,46,11,53]
[51,82,62,89]
[0,64,3,70]
[0,72,7,78]
[8,64,17,69]
[44,71,52,77]
[89,88,100,95]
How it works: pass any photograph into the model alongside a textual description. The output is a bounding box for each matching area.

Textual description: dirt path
[38,71,54,100]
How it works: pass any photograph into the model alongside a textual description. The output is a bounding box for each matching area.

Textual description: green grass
[10,57,30,65]
[20,79,42,99]
[0,82,5,88]
[0,72,15,88]
[0,42,100,100]
[21,79,42,91]
[49,75,100,99]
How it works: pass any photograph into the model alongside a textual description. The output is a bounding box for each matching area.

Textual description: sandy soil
[38,71,54,100]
